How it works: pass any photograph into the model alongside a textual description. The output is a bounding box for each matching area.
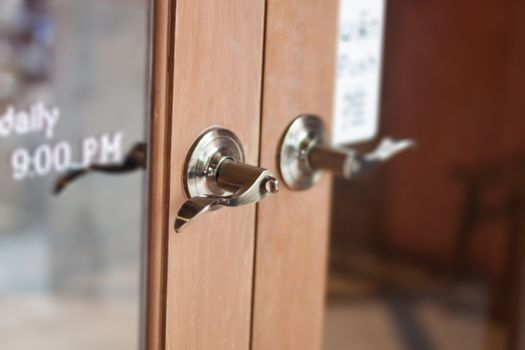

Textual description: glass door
[0,0,149,348]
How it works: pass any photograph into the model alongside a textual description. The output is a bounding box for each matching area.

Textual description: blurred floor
[324,252,507,350]
[0,230,139,350]
[0,296,137,349]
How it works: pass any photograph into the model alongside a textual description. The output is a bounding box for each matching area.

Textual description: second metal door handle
[279,114,415,190]
[308,137,415,179]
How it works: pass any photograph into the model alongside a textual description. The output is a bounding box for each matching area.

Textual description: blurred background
[325,1,525,349]
[0,0,147,348]
[1,0,525,350]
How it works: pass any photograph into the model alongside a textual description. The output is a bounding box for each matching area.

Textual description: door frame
[144,0,173,348]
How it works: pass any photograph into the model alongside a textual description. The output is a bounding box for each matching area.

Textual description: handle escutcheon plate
[175,126,279,233]
[278,114,328,191]
[183,127,244,199]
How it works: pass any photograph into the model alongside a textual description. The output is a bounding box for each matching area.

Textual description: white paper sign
[332,0,386,145]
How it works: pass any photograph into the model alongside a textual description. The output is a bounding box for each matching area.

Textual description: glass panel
[0,0,148,349]
[325,2,522,349]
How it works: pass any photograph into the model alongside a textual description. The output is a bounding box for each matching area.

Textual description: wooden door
[147,1,338,349]
[147,0,266,349]
[252,1,339,349]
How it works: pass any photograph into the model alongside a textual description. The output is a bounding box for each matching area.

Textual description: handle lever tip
[263,177,279,194]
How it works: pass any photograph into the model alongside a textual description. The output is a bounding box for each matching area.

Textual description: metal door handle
[52,142,146,194]
[175,127,279,233]
[279,114,415,190]
[308,138,415,179]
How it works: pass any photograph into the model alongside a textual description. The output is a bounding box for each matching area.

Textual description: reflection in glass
[324,140,523,349]
[0,0,148,348]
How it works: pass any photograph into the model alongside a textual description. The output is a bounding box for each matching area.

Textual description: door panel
[252,1,339,349]
[161,1,266,349]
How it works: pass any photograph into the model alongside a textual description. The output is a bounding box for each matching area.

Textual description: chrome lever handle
[279,114,415,190]
[214,160,279,206]
[174,162,278,232]
[174,128,279,233]
[308,137,415,179]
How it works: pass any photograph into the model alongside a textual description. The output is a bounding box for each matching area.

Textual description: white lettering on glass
[0,101,60,139]
[53,141,72,172]
[9,132,124,181]
[99,131,123,163]
[82,136,99,167]
[11,148,32,181]
[2,102,128,182]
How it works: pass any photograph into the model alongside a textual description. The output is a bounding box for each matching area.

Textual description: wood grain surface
[252,1,339,349]
[163,1,266,349]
